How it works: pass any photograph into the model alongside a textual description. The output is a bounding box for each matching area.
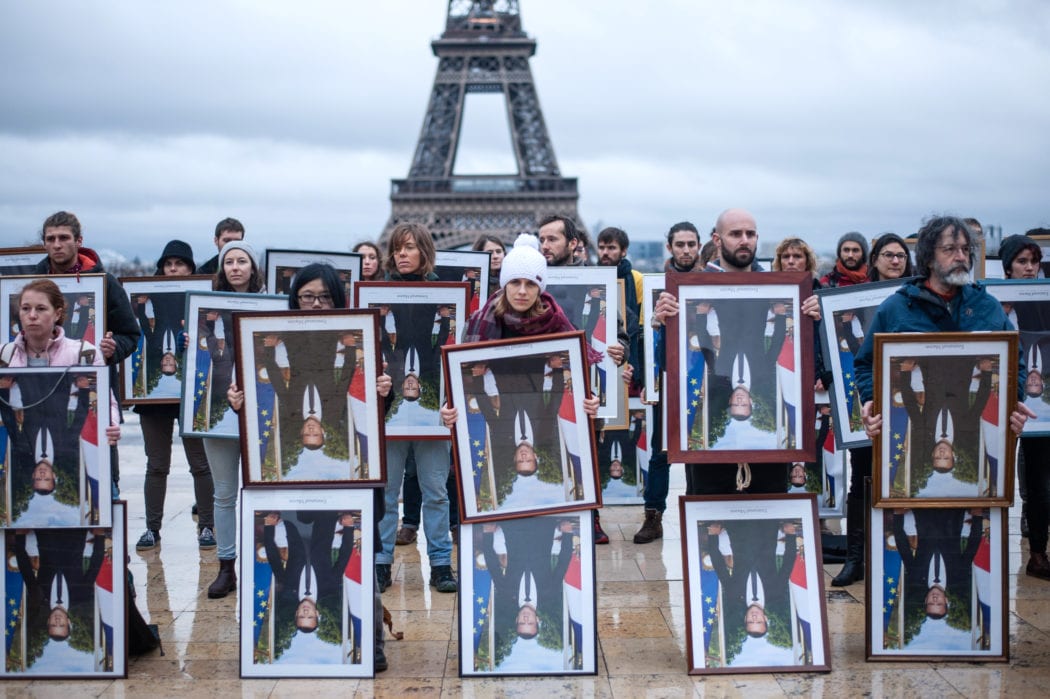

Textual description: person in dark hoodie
[35,211,140,490]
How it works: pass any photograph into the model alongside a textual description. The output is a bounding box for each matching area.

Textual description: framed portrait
[632,398,655,494]
[1,274,107,343]
[442,332,600,523]
[233,309,386,486]
[0,366,112,528]
[595,398,647,505]
[872,332,1018,508]
[264,249,361,304]
[458,510,596,677]
[545,267,625,424]
[815,278,913,449]
[786,414,847,518]
[666,272,815,464]
[118,276,214,405]
[641,274,664,404]
[0,247,45,276]
[984,279,1050,435]
[179,291,288,439]
[239,488,375,678]
[1,501,127,678]
[867,506,1006,661]
[354,282,469,440]
[434,249,491,318]
[680,494,830,675]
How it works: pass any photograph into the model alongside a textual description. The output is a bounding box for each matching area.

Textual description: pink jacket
[2,327,121,425]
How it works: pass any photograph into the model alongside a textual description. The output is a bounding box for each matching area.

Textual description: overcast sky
[2,1,1048,265]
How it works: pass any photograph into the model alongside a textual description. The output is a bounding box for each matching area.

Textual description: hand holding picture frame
[666,272,815,464]
[872,332,1018,508]
[442,332,601,523]
[233,309,386,486]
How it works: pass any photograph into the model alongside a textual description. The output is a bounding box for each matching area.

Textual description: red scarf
[834,260,869,285]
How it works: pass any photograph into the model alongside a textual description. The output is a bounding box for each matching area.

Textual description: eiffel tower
[381,0,582,249]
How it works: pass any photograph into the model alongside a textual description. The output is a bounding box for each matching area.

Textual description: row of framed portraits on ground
[1,501,127,678]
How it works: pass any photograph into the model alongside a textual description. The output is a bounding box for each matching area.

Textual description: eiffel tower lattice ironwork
[381,0,582,249]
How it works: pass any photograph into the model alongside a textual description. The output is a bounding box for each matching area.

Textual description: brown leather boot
[208,558,237,599]
[633,509,663,544]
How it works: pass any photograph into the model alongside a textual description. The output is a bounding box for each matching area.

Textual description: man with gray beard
[854,216,1033,461]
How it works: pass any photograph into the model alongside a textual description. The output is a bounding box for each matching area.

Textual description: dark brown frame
[679,493,830,675]
[871,332,1018,508]
[666,272,815,464]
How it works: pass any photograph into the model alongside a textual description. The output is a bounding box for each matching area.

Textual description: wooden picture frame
[1,501,127,678]
[233,309,386,486]
[239,488,375,678]
[866,505,1006,661]
[666,272,815,464]
[984,279,1050,436]
[544,267,625,424]
[442,332,600,523]
[118,275,214,405]
[354,281,469,440]
[1,274,107,344]
[872,332,1018,508]
[458,510,597,677]
[264,249,362,304]
[815,278,913,449]
[0,247,46,276]
[0,365,113,528]
[179,291,288,439]
[680,494,830,675]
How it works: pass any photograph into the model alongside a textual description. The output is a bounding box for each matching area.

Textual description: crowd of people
[3,207,1047,675]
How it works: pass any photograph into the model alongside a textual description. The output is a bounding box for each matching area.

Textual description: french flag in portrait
[590,305,608,399]
[822,429,840,494]
[980,392,1000,489]
[472,548,492,654]
[343,543,363,658]
[973,532,992,642]
[789,549,812,657]
[564,551,584,663]
[95,553,114,663]
[635,415,649,489]
[776,337,797,442]
[81,399,100,518]
[348,368,369,475]
[558,391,583,491]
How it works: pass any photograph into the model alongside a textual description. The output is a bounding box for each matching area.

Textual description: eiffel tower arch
[380,1,583,249]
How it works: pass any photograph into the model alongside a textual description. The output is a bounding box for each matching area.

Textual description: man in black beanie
[820,232,870,288]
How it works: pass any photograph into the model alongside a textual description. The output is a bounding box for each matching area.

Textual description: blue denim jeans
[378,440,452,566]
[203,437,241,560]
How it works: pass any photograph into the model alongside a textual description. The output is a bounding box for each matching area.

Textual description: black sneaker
[198,527,217,550]
[136,530,160,551]
[376,564,392,592]
[430,565,458,593]
[374,645,388,672]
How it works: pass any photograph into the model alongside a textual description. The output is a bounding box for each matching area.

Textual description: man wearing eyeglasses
[853,216,1033,476]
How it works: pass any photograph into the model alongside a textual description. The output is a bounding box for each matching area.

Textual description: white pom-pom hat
[499,234,547,292]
